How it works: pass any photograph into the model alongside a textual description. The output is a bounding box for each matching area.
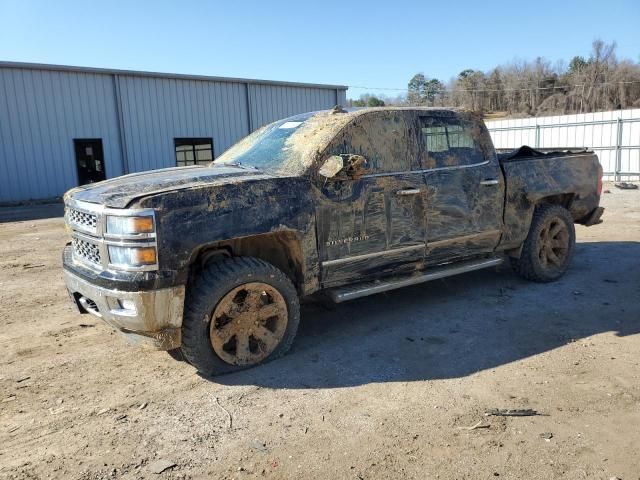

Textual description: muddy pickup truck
[62,107,604,375]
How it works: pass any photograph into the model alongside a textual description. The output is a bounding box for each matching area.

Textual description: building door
[74,139,106,185]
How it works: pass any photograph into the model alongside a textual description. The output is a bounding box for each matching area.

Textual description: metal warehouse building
[0,62,347,203]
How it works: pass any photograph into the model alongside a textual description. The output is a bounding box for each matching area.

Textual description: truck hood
[68,165,275,208]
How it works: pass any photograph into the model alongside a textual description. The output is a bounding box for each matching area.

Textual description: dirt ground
[1,186,639,480]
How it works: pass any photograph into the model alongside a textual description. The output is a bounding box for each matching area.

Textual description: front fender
[135,177,319,292]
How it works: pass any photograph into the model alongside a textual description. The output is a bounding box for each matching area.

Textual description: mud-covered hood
[68,165,276,208]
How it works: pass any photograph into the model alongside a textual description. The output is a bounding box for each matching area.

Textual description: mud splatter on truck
[62,107,604,375]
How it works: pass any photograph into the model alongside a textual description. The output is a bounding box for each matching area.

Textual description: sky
[1,0,639,99]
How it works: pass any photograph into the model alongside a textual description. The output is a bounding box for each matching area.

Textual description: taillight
[597,163,603,195]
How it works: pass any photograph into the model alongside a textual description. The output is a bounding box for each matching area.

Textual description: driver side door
[315,111,427,287]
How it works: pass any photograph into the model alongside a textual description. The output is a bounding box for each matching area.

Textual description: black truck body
[62,107,604,373]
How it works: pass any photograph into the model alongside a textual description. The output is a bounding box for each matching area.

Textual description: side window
[418,116,482,169]
[325,112,414,174]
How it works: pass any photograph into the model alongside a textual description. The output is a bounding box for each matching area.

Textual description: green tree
[569,56,588,74]
[425,79,444,103]
[408,73,427,105]
[456,69,486,111]
[408,73,444,105]
[348,94,385,107]
[366,96,385,107]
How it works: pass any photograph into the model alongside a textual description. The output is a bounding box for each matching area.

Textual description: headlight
[104,211,157,270]
[108,245,157,267]
[106,215,154,235]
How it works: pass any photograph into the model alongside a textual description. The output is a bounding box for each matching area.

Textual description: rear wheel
[511,204,575,282]
[180,257,300,376]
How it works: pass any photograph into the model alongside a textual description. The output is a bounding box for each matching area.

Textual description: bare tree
[402,39,639,117]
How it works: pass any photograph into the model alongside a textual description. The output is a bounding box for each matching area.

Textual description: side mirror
[318,154,368,180]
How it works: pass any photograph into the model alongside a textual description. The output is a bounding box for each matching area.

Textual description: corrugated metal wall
[248,84,342,129]
[0,67,123,202]
[0,64,348,203]
[486,108,640,181]
[116,75,252,173]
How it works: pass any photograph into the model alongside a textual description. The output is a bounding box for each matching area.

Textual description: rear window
[419,116,482,168]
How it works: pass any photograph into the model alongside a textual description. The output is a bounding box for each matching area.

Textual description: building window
[174,138,214,166]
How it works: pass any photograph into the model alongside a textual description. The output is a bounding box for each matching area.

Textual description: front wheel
[180,257,300,376]
[511,204,576,282]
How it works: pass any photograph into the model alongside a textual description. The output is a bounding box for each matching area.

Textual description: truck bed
[497,146,592,162]
[497,146,602,250]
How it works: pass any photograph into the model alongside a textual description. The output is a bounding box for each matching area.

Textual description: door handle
[480,179,499,186]
[396,188,421,196]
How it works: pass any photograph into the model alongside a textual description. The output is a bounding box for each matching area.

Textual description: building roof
[0,61,348,91]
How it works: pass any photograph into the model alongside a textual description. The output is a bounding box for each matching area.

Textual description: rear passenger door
[315,111,427,286]
[418,112,504,263]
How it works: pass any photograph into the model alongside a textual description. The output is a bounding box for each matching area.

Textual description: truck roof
[216,106,469,176]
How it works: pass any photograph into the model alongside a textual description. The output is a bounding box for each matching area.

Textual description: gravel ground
[0,185,638,480]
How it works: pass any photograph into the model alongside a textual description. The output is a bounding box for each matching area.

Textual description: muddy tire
[510,204,575,283]
[180,257,300,376]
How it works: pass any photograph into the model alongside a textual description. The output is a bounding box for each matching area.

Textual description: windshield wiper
[225,162,260,171]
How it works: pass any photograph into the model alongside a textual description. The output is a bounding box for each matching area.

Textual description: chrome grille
[67,208,98,230]
[65,198,158,272]
[72,237,101,266]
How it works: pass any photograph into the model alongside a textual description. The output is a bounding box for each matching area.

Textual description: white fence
[485,108,640,181]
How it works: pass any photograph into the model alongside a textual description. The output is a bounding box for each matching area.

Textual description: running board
[327,257,503,303]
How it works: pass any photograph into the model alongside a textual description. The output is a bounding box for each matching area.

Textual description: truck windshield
[214,112,317,174]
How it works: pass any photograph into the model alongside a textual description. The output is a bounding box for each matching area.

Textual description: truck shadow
[212,240,640,389]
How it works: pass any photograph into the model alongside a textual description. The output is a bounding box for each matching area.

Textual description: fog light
[119,299,137,311]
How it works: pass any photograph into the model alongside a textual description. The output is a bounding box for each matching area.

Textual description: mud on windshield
[214,113,317,175]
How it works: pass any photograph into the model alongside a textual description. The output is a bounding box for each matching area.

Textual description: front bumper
[64,269,185,350]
